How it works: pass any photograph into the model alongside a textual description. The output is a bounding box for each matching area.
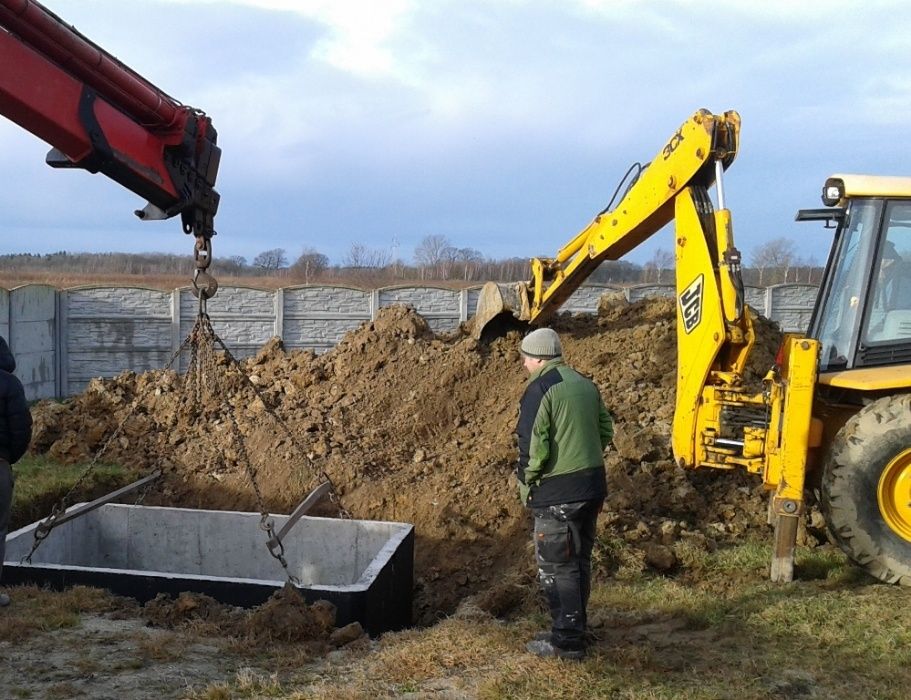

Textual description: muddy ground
[23,295,811,626]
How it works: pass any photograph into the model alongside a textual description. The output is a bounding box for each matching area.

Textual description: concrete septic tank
[3,504,414,635]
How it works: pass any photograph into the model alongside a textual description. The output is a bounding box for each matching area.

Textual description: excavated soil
[28,296,795,626]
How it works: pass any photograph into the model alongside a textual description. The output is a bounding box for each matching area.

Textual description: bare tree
[644,248,674,283]
[414,234,456,278]
[343,242,391,269]
[291,248,329,282]
[453,247,485,280]
[252,248,288,271]
[751,237,796,285]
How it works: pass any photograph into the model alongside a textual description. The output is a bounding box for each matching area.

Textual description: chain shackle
[193,235,212,271]
[191,235,219,303]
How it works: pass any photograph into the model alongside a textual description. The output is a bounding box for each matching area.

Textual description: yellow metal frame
[819,365,911,391]
[525,109,740,324]
[517,108,821,509]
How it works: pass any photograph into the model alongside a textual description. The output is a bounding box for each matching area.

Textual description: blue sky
[1,0,910,267]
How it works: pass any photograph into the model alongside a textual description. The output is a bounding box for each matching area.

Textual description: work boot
[525,638,585,661]
[0,593,10,607]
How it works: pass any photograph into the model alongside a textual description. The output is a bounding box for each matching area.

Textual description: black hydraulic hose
[599,161,648,216]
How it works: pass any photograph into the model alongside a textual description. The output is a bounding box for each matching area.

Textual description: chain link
[209,329,350,518]
[186,314,310,584]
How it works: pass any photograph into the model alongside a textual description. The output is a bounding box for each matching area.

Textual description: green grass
[8,462,909,700]
[10,455,140,530]
[182,538,911,700]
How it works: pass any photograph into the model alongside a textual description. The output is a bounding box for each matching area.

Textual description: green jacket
[516,358,612,507]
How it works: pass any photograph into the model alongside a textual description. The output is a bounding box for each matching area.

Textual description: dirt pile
[28,297,786,622]
[141,586,367,649]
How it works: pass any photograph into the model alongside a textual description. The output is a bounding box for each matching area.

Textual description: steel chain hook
[191,235,218,304]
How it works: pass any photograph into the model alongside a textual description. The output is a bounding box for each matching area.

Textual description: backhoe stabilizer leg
[770,513,799,583]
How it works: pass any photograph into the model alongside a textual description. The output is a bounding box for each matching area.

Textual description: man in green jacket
[515,327,613,659]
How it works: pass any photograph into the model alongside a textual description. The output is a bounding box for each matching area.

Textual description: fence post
[57,289,68,399]
[459,288,469,322]
[370,289,380,320]
[274,287,285,339]
[170,289,181,358]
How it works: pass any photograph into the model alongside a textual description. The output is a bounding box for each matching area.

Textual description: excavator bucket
[471,281,532,341]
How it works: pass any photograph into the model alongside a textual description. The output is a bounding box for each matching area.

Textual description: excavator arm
[0,0,220,294]
[475,110,743,332]
[477,109,820,581]
[527,109,740,324]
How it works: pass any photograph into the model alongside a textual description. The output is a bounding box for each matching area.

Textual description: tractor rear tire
[821,393,911,585]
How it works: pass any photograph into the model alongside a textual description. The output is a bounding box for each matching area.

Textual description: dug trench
[24,296,824,632]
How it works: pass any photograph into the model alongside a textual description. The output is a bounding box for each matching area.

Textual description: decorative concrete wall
[61,287,173,396]
[3,282,820,400]
[767,284,819,336]
[281,286,373,353]
[9,285,57,401]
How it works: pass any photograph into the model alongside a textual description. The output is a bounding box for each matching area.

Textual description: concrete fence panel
[178,286,276,368]
[626,284,676,302]
[744,286,766,315]
[563,284,622,313]
[768,284,820,334]
[9,285,56,400]
[0,288,8,348]
[466,287,482,319]
[5,282,822,400]
[378,286,463,333]
[62,287,172,396]
[283,286,372,353]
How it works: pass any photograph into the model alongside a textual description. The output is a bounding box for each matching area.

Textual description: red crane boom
[0,0,220,242]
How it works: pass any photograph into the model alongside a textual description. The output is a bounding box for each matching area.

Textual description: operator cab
[801,175,911,373]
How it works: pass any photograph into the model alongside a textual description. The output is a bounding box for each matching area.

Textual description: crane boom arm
[0,0,220,239]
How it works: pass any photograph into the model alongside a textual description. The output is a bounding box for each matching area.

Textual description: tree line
[1,236,822,286]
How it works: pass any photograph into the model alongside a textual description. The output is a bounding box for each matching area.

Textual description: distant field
[0,271,474,290]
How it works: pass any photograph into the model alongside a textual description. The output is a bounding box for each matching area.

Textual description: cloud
[163,0,417,79]
[3,0,911,265]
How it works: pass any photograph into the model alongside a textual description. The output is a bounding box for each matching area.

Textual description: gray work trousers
[532,498,602,651]
[0,459,12,582]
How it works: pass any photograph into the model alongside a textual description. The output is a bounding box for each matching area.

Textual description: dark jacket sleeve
[1,372,32,464]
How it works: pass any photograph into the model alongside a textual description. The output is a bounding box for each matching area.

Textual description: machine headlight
[822,178,845,206]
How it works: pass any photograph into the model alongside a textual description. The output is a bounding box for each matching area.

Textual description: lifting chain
[25,245,346,581]
[211,326,352,520]
[181,315,302,583]
[186,314,351,585]
[178,312,350,584]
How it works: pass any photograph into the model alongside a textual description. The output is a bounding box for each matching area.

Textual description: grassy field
[5,459,911,700]
[183,542,911,700]
[9,455,140,531]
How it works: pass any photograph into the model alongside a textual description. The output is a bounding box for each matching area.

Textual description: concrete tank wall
[4,504,415,634]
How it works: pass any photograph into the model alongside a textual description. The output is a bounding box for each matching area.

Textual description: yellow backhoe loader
[477,109,911,584]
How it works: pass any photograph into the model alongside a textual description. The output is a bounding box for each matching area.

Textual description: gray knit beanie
[520,327,562,359]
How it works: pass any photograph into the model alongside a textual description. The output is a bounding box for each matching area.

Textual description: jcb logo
[662,128,684,160]
[679,275,703,334]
